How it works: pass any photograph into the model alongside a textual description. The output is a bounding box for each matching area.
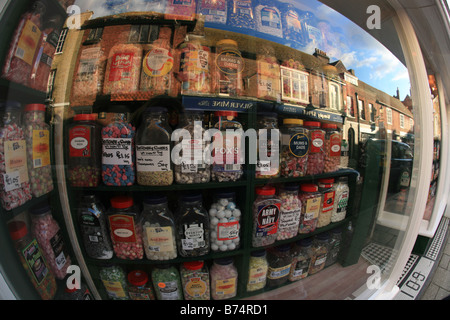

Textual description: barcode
[197,240,205,247]
[34,158,42,168]
[15,47,25,59]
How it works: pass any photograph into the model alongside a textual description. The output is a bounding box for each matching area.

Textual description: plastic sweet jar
[210,257,238,300]
[304,121,325,175]
[322,123,342,173]
[106,195,144,260]
[289,238,313,282]
[99,264,129,300]
[23,104,53,197]
[214,39,244,97]
[247,250,269,292]
[252,186,281,247]
[78,194,113,260]
[176,193,210,257]
[151,264,183,300]
[317,178,336,228]
[256,113,280,179]
[325,228,343,267]
[212,111,244,182]
[309,232,330,275]
[280,118,309,177]
[209,191,241,252]
[180,261,211,300]
[141,194,177,261]
[8,220,57,300]
[135,107,173,186]
[0,101,32,210]
[127,270,155,300]
[67,113,102,187]
[101,111,136,186]
[298,183,321,234]
[332,176,350,223]
[266,244,293,288]
[30,202,72,280]
[277,184,302,241]
[174,110,210,184]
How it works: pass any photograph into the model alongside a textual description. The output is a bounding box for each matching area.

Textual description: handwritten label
[136,144,170,172]
[102,138,132,165]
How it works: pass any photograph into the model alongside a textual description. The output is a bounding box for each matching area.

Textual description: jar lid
[24,104,46,112]
[74,114,97,121]
[316,232,330,240]
[216,39,238,47]
[30,202,51,215]
[214,110,238,117]
[110,196,134,209]
[276,244,291,252]
[215,191,236,199]
[143,195,167,205]
[318,178,334,184]
[214,257,233,265]
[331,227,342,234]
[183,261,204,270]
[283,118,302,125]
[300,184,318,192]
[144,107,168,114]
[251,250,266,257]
[282,183,299,191]
[8,221,28,240]
[181,193,202,202]
[297,238,313,246]
[304,121,320,127]
[1,101,21,111]
[256,186,276,196]
[322,123,337,129]
[128,270,148,286]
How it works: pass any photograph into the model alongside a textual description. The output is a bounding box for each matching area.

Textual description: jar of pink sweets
[277,184,301,241]
[304,121,325,175]
[298,183,321,234]
[210,257,238,300]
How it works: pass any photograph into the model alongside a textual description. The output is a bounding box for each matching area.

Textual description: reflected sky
[73,0,411,101]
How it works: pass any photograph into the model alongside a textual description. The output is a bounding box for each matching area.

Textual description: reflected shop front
[0,0,449,303]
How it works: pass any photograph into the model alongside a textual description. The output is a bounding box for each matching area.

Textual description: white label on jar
[145,226,174,252]
[49,230,67,270]
[267,265,291,279]
[182,223,205,250]
[312,138,323,148]
[256,160,271,172]
[136,144,170,172]
[102,138,132,165]
[279,209,301,230]
[217,220,239,240]
[158,281,179,300]
[3,171,21,192]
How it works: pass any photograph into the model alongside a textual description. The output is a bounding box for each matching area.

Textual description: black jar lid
[144,195,168,205]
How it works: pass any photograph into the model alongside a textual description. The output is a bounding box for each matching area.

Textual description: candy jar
[256,113,280,179]
[322,123,341,173]
[213,39,244,96]
[289,238,313,282]
[252,186,281,247]
[254,0,283,37]
[266,244,293,288]
[173,110,210,184]
[209,191,241,252]
[247,47,281,101]
[67,113,102,187]
[56,279,93,300]
[325,228,342,267]
[180,261,210,300]
[23,104,53,197]
[101,111,135,186]
[212,111,244,182]
[304,121,325,175]
[127,270,155,300]
[309,233,330,275]
[281,3,306,46]
[77,194,113,260]
[317,178,336,228]
[8,220,57,300]
[0,101,32,210]
[99,264,128,300]
[135,107,173,186]
[280,118,309,177]
[141,195,177,261]
[210,258,238,300]
[332,176,350,223]
[30,202,72,280]
[106,196,143,260]
[151,264,183,300]
[277,184,302,240]
[176,194,210,257]
[228,0,256,30]
[247,250,268,292]
[298,184,321,234]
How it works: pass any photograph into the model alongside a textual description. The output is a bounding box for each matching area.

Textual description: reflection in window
[358,99,365,120]
[55,28,68,54]
[347,95,355,117]
[281,66,309,104]
[369,103,375,122]
[329,82,339,110]
[86,27,103,42]
[400,114,405,128]
[129,25,159,43]
[387,108,393,124]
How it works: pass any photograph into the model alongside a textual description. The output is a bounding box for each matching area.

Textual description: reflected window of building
[129,25,159,43]
[86,27,103,42]
[46,70,56,100]
[358,99,365,120]
[400,114,405,128]
[329,82,340,110]
[347,95,355,117]
[55,28,68,54]
[281,66,309,104]
[387,108,393,124]
[369,103,375,122]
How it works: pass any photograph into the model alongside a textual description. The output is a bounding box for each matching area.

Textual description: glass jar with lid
[106,195,143,260]
[180,261,210,300]
[256,112,280,179]
[252,186,281,247]
[176,193,210,257]
[247,250,269,292]
[332,176,350,223]
[101,111,136,186]
[309,233,330,275]
[289,238,313,281]
[127,270,155,300]
[304,121,325,175]
[214,39,244,97]
[99,264,128,300]
[266,244,293,288]
[211,111,244,182]
[325,228,342,267]
[298,183,321,234]
[277,184,302,240]
[317,178,336,228]
[173,110,210,184]
[280,118,309,177]
[322,123,341,173]
[135,107,173,186]
[210,257,238,300]
[23,103,53,197]
[151,264,183,300]
[141,194,177,261]
[67,113,102,187]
